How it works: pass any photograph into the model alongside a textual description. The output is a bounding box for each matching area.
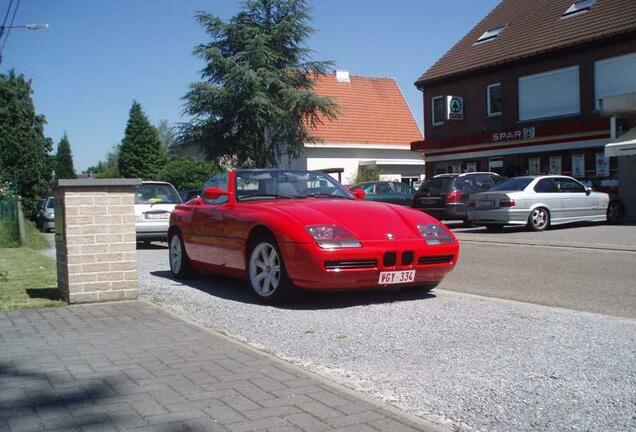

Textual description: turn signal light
[499,199,515,207]
[306,225,362,249]
[446,190,463,203]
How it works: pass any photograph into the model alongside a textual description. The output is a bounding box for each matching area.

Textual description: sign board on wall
[549,156,562,175]
[572,154,585,178]
[492,127,535,142]
[446,96,464,120]
[451,162,461,173]
[596,153,609,177]
[465,161,477,172]
[528,157,541,175]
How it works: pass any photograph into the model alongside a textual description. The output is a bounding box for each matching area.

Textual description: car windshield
[490,177,534,192]
[418,177,455,192]
[46,198,55,209]
[135,184,181,204]
[236,170,353,201]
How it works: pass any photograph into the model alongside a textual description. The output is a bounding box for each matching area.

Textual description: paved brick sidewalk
[0,301,439,432]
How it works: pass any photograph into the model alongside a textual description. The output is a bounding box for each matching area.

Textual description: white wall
[287,146,425,184]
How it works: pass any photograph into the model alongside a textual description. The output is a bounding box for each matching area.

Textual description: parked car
[179,189,202,203]
[349,181,415,205]
[412,172,504,223]
[135,181,182,243]
[37,196,55,232]
[168,169,459,303]
[466,175,611,231]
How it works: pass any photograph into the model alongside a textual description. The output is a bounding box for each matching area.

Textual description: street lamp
[0,23,49,64]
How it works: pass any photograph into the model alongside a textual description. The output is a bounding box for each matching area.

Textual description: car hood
[250,199,437,242]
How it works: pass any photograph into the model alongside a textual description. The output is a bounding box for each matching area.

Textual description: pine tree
[118,101,165,179]
[55,132,76,179]
[181,0,338,168]
[0,70,53,217]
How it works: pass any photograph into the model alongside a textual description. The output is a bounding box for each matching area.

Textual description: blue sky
[1,0,499,170]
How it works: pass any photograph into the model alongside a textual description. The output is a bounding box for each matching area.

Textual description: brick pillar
[51,179,142,304]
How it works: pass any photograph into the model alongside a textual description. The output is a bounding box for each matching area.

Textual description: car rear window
[135,184,181,204]
[418,178,455,192]
[491,177,533,192]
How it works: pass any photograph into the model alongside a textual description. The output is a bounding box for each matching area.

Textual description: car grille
[417,255,454,265]
[401,251,414,266]
[325,259,377,270]
[383,252,397,267]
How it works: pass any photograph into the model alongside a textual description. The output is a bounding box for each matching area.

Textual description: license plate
[145,212,169,220]
[477,200,495,208]
[420,199,436,205]
[378,270,416,285]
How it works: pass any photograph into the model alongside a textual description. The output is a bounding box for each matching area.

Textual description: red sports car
[168,169,459,303]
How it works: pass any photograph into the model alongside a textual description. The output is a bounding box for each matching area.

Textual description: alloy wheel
[531,208,547,229]
[249,243,281,297]
[170,235,182,274]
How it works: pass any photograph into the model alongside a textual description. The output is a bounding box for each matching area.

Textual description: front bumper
[279,239,459,290]
[467,208,529,225]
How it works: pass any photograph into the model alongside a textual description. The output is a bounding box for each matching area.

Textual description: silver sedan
[466,175,610,231]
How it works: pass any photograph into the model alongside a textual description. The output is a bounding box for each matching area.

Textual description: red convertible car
[168,169,459,303]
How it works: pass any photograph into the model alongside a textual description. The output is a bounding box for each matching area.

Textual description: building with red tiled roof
[287,70,424,185]
[412,0,636,198]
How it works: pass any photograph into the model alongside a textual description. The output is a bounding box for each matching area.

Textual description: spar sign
[446,96,464,120]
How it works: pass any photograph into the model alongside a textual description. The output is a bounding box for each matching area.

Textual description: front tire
[247,235,294,304]
[528,207,550,231]
[169,231,195,279]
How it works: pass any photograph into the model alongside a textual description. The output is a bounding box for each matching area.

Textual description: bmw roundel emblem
[385,233,395,240]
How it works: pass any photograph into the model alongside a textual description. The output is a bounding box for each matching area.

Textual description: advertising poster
[465,162,477,173]
[596,153,609,177]
[528,157,541,175]
[451,162,461,174]
[572,154,585,178]
[549,156,562,175]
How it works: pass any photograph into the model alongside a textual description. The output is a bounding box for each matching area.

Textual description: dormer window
[563,0,596,17]
[476,25,506,43]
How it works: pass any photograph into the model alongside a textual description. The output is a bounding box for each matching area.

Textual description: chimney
[335,70,350,83]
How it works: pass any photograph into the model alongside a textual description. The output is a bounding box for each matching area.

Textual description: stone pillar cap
[51,178,142,189]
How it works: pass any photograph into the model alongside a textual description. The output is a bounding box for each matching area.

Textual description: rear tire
[484,224,504,232]
[527,207,550,231]
[247,234,295,304]
[607,201,624,225]
[169,231,195,279]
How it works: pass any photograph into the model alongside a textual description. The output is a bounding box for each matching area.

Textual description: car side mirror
[352,189,366,200]
[585,187,592,196]
[203,187,229,200]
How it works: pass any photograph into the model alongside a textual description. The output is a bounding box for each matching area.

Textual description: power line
[0,0,15,42]
[1,0,21,51]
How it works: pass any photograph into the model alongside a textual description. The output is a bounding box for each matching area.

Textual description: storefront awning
[605,126,636,157]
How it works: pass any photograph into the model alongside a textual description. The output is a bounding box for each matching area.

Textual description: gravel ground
[138,247,636,432]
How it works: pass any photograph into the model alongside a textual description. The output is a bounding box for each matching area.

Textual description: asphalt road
[441,241,636,319]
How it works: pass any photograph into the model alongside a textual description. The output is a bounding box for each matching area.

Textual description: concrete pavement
[0,301,440,432]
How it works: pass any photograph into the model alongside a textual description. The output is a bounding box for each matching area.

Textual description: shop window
[487,83,502,117]
[431,96,445,126]
[518,66,580,121]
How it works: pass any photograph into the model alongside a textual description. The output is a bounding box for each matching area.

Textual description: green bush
[156,157,222,191]
[355,168,380,184]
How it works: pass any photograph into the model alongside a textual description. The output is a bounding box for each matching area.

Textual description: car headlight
[306,225,361,249]
[417,223,454,245]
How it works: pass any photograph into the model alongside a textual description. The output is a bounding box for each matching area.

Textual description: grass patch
[23,220,49,250]
[0,247,64,311]
[0,219,49,249]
